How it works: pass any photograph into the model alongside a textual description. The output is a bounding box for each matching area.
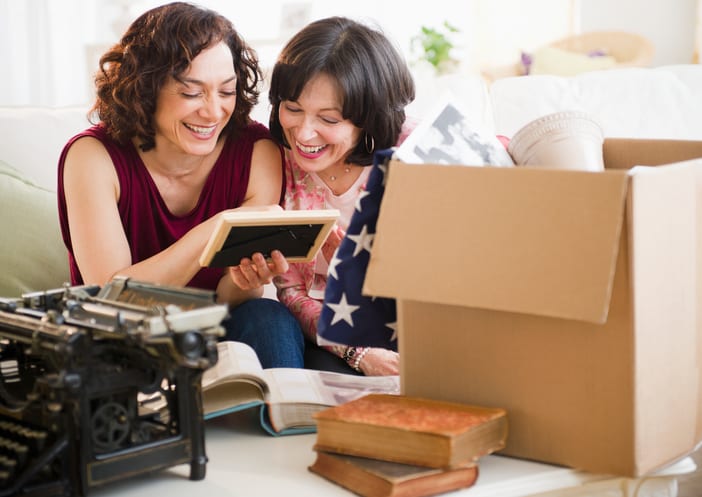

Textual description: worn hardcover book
[199,208,340,267]
[142,341,400,436]
[313,394,508,467]
[309,450,479,497]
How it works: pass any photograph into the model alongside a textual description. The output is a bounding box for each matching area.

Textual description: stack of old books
[308,393,508,497]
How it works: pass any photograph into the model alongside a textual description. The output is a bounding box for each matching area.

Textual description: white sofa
[1,64,701,297]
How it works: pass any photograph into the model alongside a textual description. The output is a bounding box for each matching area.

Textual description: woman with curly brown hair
[56,2,304,368]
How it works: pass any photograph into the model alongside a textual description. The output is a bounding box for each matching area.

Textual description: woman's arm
[63,136,285,307]
[274,263,322,342]
[63,136,217,287]
[240,137,284,206]
[275,263,399,376]
[226,138,290,296]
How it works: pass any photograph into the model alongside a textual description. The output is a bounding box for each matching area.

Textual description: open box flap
[626,159,702,470]
[604,138,702,169]
[364,162,630,323]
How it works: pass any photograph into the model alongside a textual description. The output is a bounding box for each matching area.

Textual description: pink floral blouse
[274,124,413,360]
[273,153,362,359]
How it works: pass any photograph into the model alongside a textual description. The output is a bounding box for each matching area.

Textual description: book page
[262,369,400,432]
[202,340,266,388]
[200,341,270,416]
[138,342,263,418]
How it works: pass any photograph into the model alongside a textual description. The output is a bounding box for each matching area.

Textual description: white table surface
[92,409,697,497]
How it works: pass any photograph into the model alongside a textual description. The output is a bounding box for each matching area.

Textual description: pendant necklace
[328,166,351,182]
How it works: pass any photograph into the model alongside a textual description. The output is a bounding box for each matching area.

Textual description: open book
[195,341,400,436]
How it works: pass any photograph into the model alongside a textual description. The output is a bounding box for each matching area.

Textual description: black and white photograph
[394,99,514,167]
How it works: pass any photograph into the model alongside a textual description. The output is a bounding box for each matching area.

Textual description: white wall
[0,0,698,107]
[73,0,580,105]
[95,0,701,69]
[579,0,697,66]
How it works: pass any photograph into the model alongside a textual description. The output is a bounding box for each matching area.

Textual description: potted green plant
[411,21,460,75]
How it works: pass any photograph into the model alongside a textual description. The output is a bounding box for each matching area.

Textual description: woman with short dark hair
[268,16,414,166]
[260,17,415,375]
[57,2,304,368]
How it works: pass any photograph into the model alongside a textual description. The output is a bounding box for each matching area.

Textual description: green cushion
[0,160,70,297]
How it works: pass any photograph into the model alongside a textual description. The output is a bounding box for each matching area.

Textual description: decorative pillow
[0,160,70,297]
[524,46,617,77]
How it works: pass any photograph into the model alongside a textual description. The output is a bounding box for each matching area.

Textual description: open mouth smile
[296,142,327,154]
[184,123,217,136]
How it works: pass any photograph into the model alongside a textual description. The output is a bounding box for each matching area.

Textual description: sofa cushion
[407,72,495,131]
[489,65,702,140]
[0,160,70,297]
[0,106,89,191]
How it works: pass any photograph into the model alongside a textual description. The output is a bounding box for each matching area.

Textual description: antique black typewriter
[0,277,227,496]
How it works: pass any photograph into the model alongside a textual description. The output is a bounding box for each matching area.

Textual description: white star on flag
[386,321,398,342]
[317,149,398,350]
[328,253,342,280]
[326,293,360,326]
[378,162,389,186]
[355,189,371,211]
[347,224,374,257]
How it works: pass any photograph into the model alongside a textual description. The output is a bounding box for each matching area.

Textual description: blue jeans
[221,298,304,369]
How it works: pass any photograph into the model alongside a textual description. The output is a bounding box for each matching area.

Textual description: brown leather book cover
[309,450,479,497]
[313,394,508,468]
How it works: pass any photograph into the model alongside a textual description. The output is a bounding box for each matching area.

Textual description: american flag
[317,149,398,351]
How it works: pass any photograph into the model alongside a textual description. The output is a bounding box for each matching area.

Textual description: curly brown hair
[92,1,261,152]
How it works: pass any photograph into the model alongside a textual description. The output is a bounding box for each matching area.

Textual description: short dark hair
[92,1,261,151]
[268,16,415,166]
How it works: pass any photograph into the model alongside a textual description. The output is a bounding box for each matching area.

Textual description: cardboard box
[363,139,702,477]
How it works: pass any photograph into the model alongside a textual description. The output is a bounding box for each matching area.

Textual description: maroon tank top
[57,122,283,290]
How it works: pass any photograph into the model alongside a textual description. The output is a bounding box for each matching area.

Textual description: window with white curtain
[0,0,98,107]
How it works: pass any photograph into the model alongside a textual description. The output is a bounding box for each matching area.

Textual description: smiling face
[152,41,237,157]
[278,73,363,174]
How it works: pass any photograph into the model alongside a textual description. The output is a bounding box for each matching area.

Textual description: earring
[364,134,375,154]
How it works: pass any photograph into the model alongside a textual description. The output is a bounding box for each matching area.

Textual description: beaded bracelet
[342,346,358,364]
[342,346,370,372]
[351,347,370,372]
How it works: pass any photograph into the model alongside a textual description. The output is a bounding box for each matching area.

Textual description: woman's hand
[228,249,289,290]
[359,348,399,376]
[224,204,290,290]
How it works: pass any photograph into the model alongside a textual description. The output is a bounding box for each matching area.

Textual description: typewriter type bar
[0,277,227,496]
